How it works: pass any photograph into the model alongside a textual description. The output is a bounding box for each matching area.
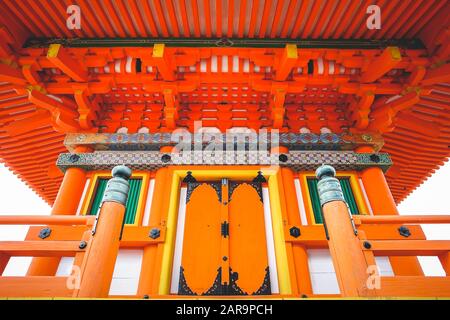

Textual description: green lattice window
[307,177,360,224]
[88,178,142,224]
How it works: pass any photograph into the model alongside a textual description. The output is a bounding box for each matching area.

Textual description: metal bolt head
[278,154,288,163]
[363,241,372,249]
[149,228,160,239]
[369,154,381,163]
[79,240,87,249]
[161,154,171,163]
[398,226,411,237]
[289,226,301,238]
[38,227,52,239]
[69,154,80,163]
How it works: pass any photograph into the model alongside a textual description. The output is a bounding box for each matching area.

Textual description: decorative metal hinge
[221,221,229,238]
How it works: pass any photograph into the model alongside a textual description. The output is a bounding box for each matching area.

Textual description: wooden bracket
[73,84,99,130]
[152,43,176,81]
[28,88,81,132]
[163,87,179,129]
[274,44,298,81]
[368,92,420,133]
[270,85,287,129]
[47,44,88,82]
[360,47,402,83]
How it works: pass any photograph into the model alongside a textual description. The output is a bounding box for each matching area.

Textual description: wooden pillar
[137,167,169,297]
[316,165,369,297]
[27,150,89,276]
[77,165,131,298]
[280,167,313,296]
[0,253,9,275]
[439,253,450,276]
[356,146,424,276]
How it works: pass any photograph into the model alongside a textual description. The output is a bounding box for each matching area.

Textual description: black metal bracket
[183,171,197,183]
[252,171,267,183]
[221,221,229,238]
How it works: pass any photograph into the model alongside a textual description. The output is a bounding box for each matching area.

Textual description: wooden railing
[285,214,450,297]
[0,215,165,298]
[1,212,449,298]
[0,215,95,297]
[354,215,450,297]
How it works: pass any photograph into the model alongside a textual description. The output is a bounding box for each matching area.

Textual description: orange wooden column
[27,147,90,276]
[356,146,424,276]
[316,165,369,297]
[280,167,313,296]
[137,167,169,297]
[439,253,450,276]
[0,253,9,275]
[77,165,131,298]
[138,145,174,296]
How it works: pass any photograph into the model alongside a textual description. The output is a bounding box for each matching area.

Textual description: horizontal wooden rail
[284,224,426,245]
[0,241,85,256]
[356,215,450,225]
[25,225,165,246]
[0,277,73,297]
[0,215,95,225]
[378,276,450,297]
[363,240,450,256]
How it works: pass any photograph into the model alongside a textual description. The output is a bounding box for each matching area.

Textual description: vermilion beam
[360,47,402,83]
[4,110,51,137]
[421,63,450,86]
[0,62,27,84]
[47,44,87,82]
[368,92,421,132]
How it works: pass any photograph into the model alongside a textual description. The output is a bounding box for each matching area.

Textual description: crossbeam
[0,215,94,225]
[363,240,450,256]
[0,241,84,256]
[379,277,450,297]
[24,38,425,49]
[0,277,73,297]
[0,62,27,84]
[356,215,450,224]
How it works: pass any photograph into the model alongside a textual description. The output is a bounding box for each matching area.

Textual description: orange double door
[178,178,272,296]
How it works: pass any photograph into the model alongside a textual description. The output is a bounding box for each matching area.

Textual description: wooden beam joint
[47,44,88,82]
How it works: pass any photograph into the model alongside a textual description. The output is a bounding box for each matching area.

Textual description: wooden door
[178,178,271,296]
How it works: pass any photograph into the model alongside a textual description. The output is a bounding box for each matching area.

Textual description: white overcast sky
[0,161,449,276]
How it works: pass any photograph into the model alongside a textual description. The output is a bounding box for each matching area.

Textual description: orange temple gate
[0,0,449,299]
